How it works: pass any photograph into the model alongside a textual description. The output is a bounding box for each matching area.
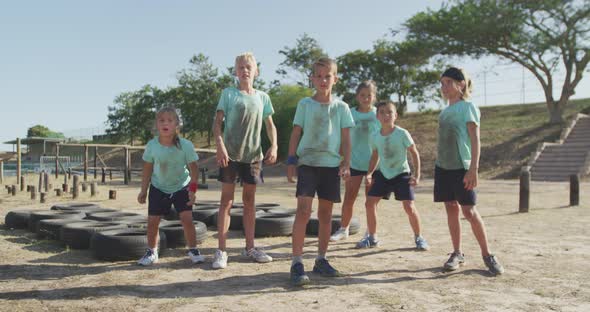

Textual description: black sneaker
[312,258,342,277]
[290,262,310,286]
[443,251,465,271]
[483,254,504,276]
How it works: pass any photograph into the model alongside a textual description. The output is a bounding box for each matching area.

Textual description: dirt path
[0,175,588,312]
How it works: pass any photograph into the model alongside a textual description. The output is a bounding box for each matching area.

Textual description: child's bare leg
[402,200,422,236]
[147,215,161,249]
[179,210,196,248]
[292,196,313,256]
[340,176,363,229]
[242,183,257,250]
[317,199,334,255]
[218,182,235,251]
[365,196,381,235]
[461,205,491,257]
[445,201,461,252]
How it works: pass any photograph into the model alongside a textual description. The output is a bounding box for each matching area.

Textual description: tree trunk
[547,101,564,124]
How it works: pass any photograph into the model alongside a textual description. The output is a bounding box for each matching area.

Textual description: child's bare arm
[287,125,302,183]
[407,144,421,185]
[138,162,153,204]
[264,116,278,164]
[214,110,229,167]
[186,161,199,206]
[366,149,379,186]
[339,127,351,178]
[465,122,480,190]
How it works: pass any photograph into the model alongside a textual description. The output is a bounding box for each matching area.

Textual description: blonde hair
[356,80,377,95]
[235,52,258,70]
[312,57,337,76]
[441,67,472,100]
[155,106,182,148]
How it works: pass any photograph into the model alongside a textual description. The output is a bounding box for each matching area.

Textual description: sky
[1,0,589,151]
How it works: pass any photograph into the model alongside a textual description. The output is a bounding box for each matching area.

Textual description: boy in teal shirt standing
[287,57,355,286]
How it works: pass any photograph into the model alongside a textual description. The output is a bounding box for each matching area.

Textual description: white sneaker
[188,249,205,264]
[212,249,228,269]
[138,249,158,266]
[330,227,349,242]
[242,247,273,263]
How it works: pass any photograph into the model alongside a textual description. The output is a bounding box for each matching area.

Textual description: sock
[292,256,303,265]
[316,253,326,261]
[368,234,377,241]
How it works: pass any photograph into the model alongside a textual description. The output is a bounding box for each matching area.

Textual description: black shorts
[218,160,262,185]
[367,171,414,201]
[433,166,477,206]
[350,168,368,177]
[148,184,192,216]
[296,165,341,203]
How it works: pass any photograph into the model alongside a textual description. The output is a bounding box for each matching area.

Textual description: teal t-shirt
[350,107,380,171]
[293,97,355,167]
[370,126,414,179]
[216,86,274,163]
[142,137,199,194]
[436,100,480,170]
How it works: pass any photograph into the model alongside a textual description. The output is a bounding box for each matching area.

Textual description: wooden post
[40,192,46,203]
[109,190,117,200]
[16,138,21,185]
[109,169,112,180]
[55,144,60,179]
[43,172,49,192]
[124,147,129,185]
[11,185,17,196]
[30,186,36,200]
[128,150,132,183]
[519,168,530,213]
[20,176,25,191]
[570,174,580,206]
[0,160,4,184]
[94,146,98,180]
[81,182,88,192]
[101,167,106,184]
[72,174,79,199]
[38,171,44,192]
[67,167,71,180]
[200,168,207,185]
[84,144,88,181]
[91,182,98,197]
[55,188,62,196]
[26,185,31,192]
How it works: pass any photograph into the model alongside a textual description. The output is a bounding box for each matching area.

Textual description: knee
[461,208,478,222]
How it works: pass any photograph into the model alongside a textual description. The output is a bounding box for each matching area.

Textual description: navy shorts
[367,171,414,201]
[296,165,341,203]
[148,184,192,216]
[218,160,262,185]
[350,168,368,177]
[433,166,477,206]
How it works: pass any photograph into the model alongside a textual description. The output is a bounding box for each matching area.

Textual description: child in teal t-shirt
[286,57,354,286]
[360,100,429,251]
[137,107,203,266]
[331,80,380,242]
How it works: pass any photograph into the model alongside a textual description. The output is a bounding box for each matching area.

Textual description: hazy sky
[1,0,588,151]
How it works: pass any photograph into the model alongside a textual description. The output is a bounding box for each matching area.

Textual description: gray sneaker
[356,235,379,249]
[483,254,504,276]
[415,236,429,251]
[443,251,465,271]
[290,262,310,286]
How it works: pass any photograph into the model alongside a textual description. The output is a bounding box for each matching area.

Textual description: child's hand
[463,168,478,190]
[264,146,278,165]
[216,145,230,168]
[339,165,350,181]
[409,176,420,187]
[287,165,297,183]
[187,191,196,207]
[365,174,373,188]
[137,191,147,204]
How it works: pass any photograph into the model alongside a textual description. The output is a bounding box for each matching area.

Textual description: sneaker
[290,262,310,286]
[138,249,158,266]
[242,247,273,263]
[330,227,349,242]
[188,248,205,264]
[415,236,429,251]
[356,235,379,249]
[312,258,342,277]
[212,249,228,269]
[483,254,505,276]
[443,251,465,271]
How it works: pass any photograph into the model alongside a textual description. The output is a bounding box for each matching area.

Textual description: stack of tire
[3,202,207,262]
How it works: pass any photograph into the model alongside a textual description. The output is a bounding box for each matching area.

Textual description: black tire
[125,219,173,229]
[37,218,90,240]
[86,212,143,222]
[255,203,282,211]
[212,209,266,231]
[61,221,128,249]
[29,210,86,232]
[255,213,295,237]
[305,215,361,236]
[194,200,220,207]
[90,229,167,261]
[51,203,102,212]
[347,216,361,235]
[4,210,37,229]
[267,208,298,215]
[159,220,208,247]
[192,208,218,226]
[82,208,119,216]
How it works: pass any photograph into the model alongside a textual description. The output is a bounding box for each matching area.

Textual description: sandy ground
[0,173,589,312]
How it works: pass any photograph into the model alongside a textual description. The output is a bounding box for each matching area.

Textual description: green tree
[26,125,65,138]
[405,0,590,123]
[276,33,327,87]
